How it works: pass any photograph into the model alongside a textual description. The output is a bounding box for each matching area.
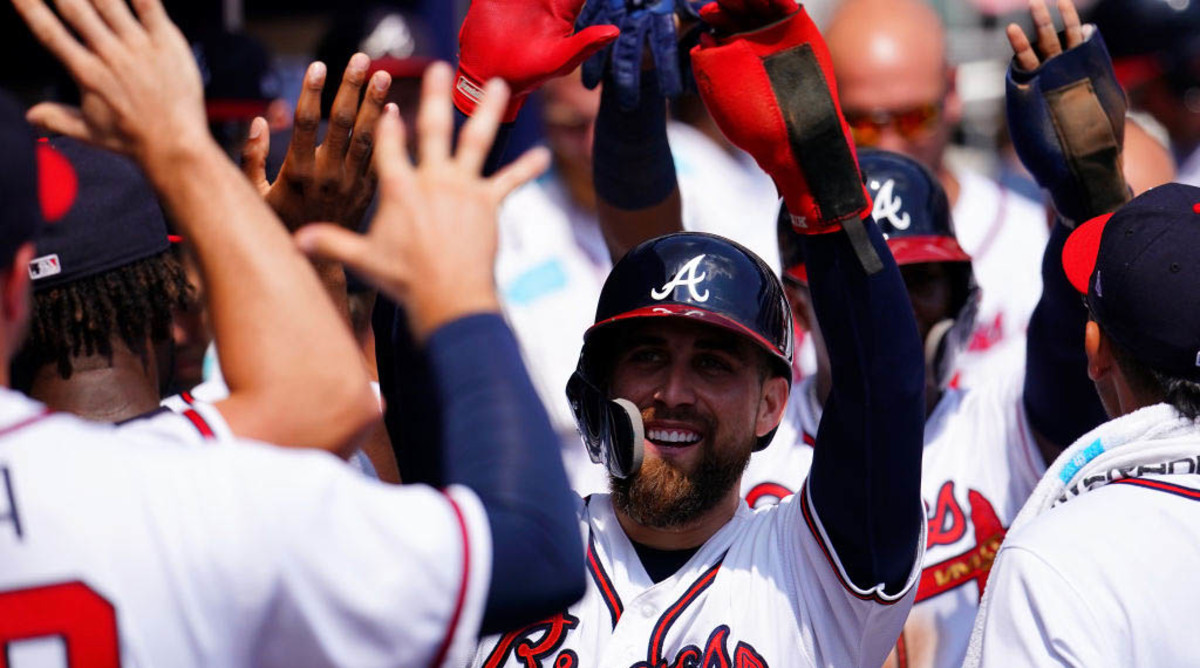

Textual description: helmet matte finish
[567,232,794,478]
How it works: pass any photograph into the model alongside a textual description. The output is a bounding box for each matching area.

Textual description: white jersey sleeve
[0,398,491,668]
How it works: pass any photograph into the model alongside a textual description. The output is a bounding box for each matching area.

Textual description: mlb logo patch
[28,254,62,280]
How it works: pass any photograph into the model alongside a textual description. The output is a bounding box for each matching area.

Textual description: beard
[609,434,752,529]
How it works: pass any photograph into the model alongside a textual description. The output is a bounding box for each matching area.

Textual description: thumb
[240,117,271,194]
[295,223,378,276]
[550,25,621,77]
[26,103,93,145]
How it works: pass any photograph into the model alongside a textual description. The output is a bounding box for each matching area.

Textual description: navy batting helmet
[858,149,980,390]
[1085,0,1200,94]
[567,232,794,479]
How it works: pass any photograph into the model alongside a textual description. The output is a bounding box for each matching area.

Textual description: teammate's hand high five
[296,63,551,340]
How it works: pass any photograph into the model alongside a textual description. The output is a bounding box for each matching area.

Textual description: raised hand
[12,0,208,162]
[241,54,391,233]
[454,0,618,122]
[296,63,551,340]
[1007,0,1086,71]
[1004,0,1128,225]
[577,0,695,109]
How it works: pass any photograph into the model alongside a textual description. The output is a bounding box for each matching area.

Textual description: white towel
[964,402,1200,667]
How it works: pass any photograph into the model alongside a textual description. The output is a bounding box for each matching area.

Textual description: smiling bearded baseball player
[410,0,929,666]
[0,0,587,663]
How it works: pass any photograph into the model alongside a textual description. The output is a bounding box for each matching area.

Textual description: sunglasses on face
[844,102,942,147]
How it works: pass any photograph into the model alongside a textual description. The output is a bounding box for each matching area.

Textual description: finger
[52,0,122,57]
[92,0,145,39]
[129,0,169,32]
[455,79,509,175]
[650,14,683,98]
[1029,0,1062,60]
[25,102,92,141]
[417,62,454,166]
[490,146,551,200]
[1059,0,1084,49]
[555,25,621,77]
[287,61,327,179]
[323,53,371,163]
[374,104,417,197]
[1006,23,1040,71]
[346,69,391,177]
[12,0,105,82]
[294,223,380,276]
[240,117,271,193]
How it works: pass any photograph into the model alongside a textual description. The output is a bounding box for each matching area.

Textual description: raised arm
[12,0,379,456]
[690,0,925,594]
[1006,0,1125,464]
[578,0,694,259]
[296,64,586,632]
[373,0,617,482]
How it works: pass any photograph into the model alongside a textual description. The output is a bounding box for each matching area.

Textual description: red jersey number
[0,581,119,668]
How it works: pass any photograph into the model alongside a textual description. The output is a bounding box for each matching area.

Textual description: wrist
[407,283,502,342]
[454,64,527,123]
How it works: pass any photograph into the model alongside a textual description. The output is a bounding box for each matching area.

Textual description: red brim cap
[887,235,972,265]
[369,56,434,80]
[1062,212,1114,294]
[588,304,787,360]
[205,99,272,123]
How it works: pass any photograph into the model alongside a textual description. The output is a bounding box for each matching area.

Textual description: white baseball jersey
[967,403,1200,667]
[0,388,491,667]
[740,367,1046,668]
[145,382,379,476]
[948,168,1047,391]
[496,133,784,498]
[740,376,818,509]
[471,490,921,668]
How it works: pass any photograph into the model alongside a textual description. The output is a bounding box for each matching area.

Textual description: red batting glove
[691,4,871,233]
[455,0,619,123]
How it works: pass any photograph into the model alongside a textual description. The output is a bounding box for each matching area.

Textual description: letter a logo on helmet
[650,254,710,302]
[871,178,912,230]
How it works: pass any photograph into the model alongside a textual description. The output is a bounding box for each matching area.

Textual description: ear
[1,243,35,330]
[1085,320,1115,382]
[785,284,814,333]
[755,376,790,438]
[943,66,963,126]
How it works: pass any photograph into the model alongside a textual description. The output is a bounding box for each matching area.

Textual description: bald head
[1123,118,1177,196]
[826,0,956,171]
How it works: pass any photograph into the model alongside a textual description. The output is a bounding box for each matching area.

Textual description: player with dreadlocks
[16,137,194,415]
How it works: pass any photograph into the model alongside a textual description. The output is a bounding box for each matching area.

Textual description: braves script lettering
[871,179,911,230]
[651,255,710,303]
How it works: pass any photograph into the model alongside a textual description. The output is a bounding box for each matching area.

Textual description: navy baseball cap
[0,90,76,268]
[29,137,170,291]
[1063,183,1200,381]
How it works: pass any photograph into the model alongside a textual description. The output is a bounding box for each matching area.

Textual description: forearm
[426,314,585,633]
[143,140,377,454]
[1023,222,1108,455]
[374,298,445,486]
[593,76,682,260]
[805,219,925,594]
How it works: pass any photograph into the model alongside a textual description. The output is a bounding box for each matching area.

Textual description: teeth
[647,429,701,444]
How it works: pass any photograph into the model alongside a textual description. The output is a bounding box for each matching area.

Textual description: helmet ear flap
[566,371,645,479]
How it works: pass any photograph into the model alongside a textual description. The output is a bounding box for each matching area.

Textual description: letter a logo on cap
[652,254,710,303]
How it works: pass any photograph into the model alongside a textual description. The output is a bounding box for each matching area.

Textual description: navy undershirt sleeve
[1023,221,1107,453]
[592,76,677,210]
[372,297,444,486]
[424,313,586,635]
[803,218,926,595]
